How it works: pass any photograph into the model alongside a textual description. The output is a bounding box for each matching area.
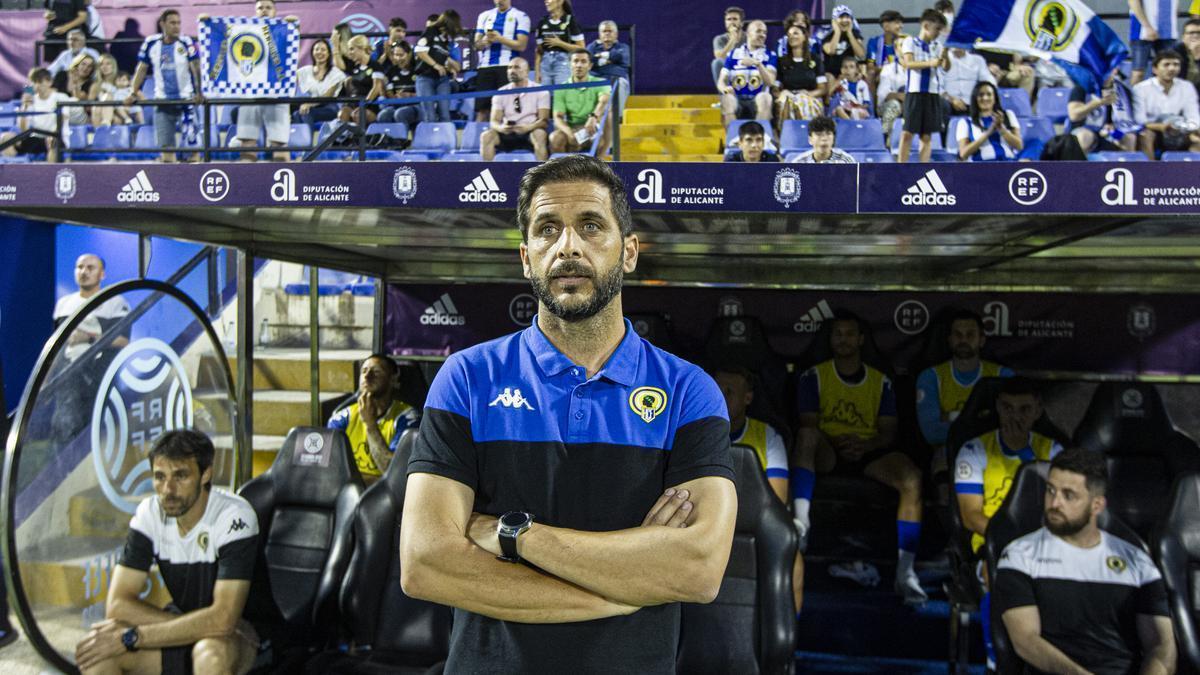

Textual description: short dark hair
[880,10,904,23]
[1186,17,1200,31]
[933,0,954,13]
[362,352,398,377]
[947,308,984,333]
[1153,50,1182,67]
[30,68,52,84]
[1050,447,1108,496]
[515,155,632,242]
[389,17,408,29]
[738,120,766,139]
[921,8,948,26]
[714,364,756,390]
[998,376,1039,400]
[725,6,745,19]
[808,115,836,136]
[390,40,412,54]
[158,9,179,31]
[149,429,215,489]
[830,309,864,332]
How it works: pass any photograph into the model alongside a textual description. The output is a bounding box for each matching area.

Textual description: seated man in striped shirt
[793,115,855,163]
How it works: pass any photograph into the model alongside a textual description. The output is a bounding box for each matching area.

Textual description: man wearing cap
[820,5,865,84]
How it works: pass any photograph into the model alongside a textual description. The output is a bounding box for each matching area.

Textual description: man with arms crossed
[400,155,737,673]
[75,430,261,674]
[996,448,1176,675]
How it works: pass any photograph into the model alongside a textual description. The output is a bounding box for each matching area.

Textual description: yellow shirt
[804,360,892,439]
[327,399,419,477]
[955,430,1062,552]
[933,359,1005,420]
[731,416,788,479]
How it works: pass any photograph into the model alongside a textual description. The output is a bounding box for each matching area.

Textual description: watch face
[500,511,529,528]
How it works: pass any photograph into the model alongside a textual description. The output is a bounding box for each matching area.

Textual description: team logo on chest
[1106,555,1127,573]
[489,387,535,410]
[629,386,667,424]
[198,531,210,553]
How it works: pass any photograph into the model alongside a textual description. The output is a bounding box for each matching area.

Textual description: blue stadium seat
[930,149,959,162]
[365,122,409,141]
[288,123,313,159]
[316,121,338,145]
[66,126,89,151]
[1035,86,1071,123]
[998,87,1033,117]
[1161,151,1200,161]
[448,152,483,161]
[835,118,885,150]
[127,125,159,160]
[455,121,489,154]
[779,119,812,154]
[494,151,537,161]
[889,118,943,152]
[364,150,404,161]
[83,125,132,161]
[217,105,235,130]
[1089,151,1149,161]
[404,121,457,159]
[1019,116,1055,145]
[849,150,894,163]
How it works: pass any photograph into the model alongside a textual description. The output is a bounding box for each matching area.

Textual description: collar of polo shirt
[523,315,640,385]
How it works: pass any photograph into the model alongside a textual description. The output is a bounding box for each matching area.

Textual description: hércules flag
[200,17,298,98]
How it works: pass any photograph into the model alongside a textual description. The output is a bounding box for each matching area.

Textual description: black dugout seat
[677,445,797,675]
[305,429,453,674]
[1073,382,1200,542]
[1155,473,1200,675]
[628,312,677,353]
[983,461,1148,675]
[240,427,364,663]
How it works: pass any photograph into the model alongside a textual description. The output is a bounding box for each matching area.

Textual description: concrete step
[224,348,369,392]
[18,535,172,608]
[212,433,291,477]
[618,153,725,163]
[620,123,725,140]
[253,390,347,436]
[626,94,719,109]
[619,136,723,155]
[623,107,722,125]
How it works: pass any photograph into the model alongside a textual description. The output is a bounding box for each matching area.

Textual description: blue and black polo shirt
[408,316,734,674]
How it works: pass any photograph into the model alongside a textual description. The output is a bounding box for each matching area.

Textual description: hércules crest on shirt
[629,386,667,423]
[1106,555,1127,573]
[198,531,210,552]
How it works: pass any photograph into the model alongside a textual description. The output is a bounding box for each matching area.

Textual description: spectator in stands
[865,9,905,90]
[473,0,531,122]
[0,68,69,162]
[1067,72,1139,154]
[792,312,926,605]
[372,17,409,65]
[85,0,103,42]
[820,6,865,84]
[43,0,89,63]
[983,52,1036,99]
[125,9,201,163]
[55,52,97,128]
[1134,50,1200,158]
[718,19,776,127]
[774,24,826,125]
[898,9,950,163]
[1130,0,1181,85]
[956,81,1023,161]
[711,6,745,86]
[792,114,855,163]
[328,354,419,484]
[725,120,779,161]
[481,56,550,160]
[1179,18,1200,92]
[942,47,995,123]
[776,10,817,59]
[935,0,955,31]
[47,28,99,78]
[1028,56,1072,97]
[377,41,421,128]
[535,0,585,87]
[549,50,611,155]
[73,430,263,675]
[51,253,130,357]
[587,21,630,118]
[829,58,872,119]
[915,309,1013,482]
[876,57,906,142]
[110,70,141,125]
[224,0,298,162]
[90,54,127,126]
[995,448,1176,675]
[337,35,387,126]
[295,38,346,127]
[415,10,464,123]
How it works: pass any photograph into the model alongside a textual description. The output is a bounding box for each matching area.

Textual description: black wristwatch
[497,511,534,562]
[121,627,140,652]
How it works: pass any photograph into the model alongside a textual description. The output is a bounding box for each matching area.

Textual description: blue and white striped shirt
[475,6,531,68]
[956,110,1021,161]
[1130,0,1178,41]
[901,35,944,95]
[137,34,198,99]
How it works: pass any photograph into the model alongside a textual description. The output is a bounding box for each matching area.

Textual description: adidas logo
[793,299,834,333]
[420,293,466,326]
[458,168,508,203]
[118,170,160,203]
[901,169,956,206]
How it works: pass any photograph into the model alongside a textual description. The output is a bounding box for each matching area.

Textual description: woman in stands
[776,10,818,58]
[89,53,121,127]
[534,0,585,86]
[337,35,386,126]
[413,9,463,123]
[296,38,346,126]
[774,24,826,130]
[956,81,1024,161]
[57,52,96,128]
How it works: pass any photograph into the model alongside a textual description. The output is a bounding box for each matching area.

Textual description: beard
[952,344,979,359]
[159,487,201,518]
[529,255,624,323]
[1045,508,1089,537]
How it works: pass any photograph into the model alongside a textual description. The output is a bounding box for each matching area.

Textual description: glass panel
[5,281,235,669]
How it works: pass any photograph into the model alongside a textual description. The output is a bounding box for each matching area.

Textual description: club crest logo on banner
[200,17,298,98]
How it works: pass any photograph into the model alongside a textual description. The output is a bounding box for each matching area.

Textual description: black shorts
[497,130,535,152]
[734,97,760,120]
[14,136,48,155]
[830,445,895,476]
[903,92,943,136]
[162,644,194,675]
[473,66,508,113]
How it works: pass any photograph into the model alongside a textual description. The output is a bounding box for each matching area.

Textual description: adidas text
[420,313,465,326]
[118,170,161,203]
[901,169,957,206]
[459,169,508,203]
[901,192,956,206]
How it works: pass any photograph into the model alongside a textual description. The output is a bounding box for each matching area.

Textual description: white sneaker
[792,517,809,552]
[895,567,928,606]
[828,560,881,587]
